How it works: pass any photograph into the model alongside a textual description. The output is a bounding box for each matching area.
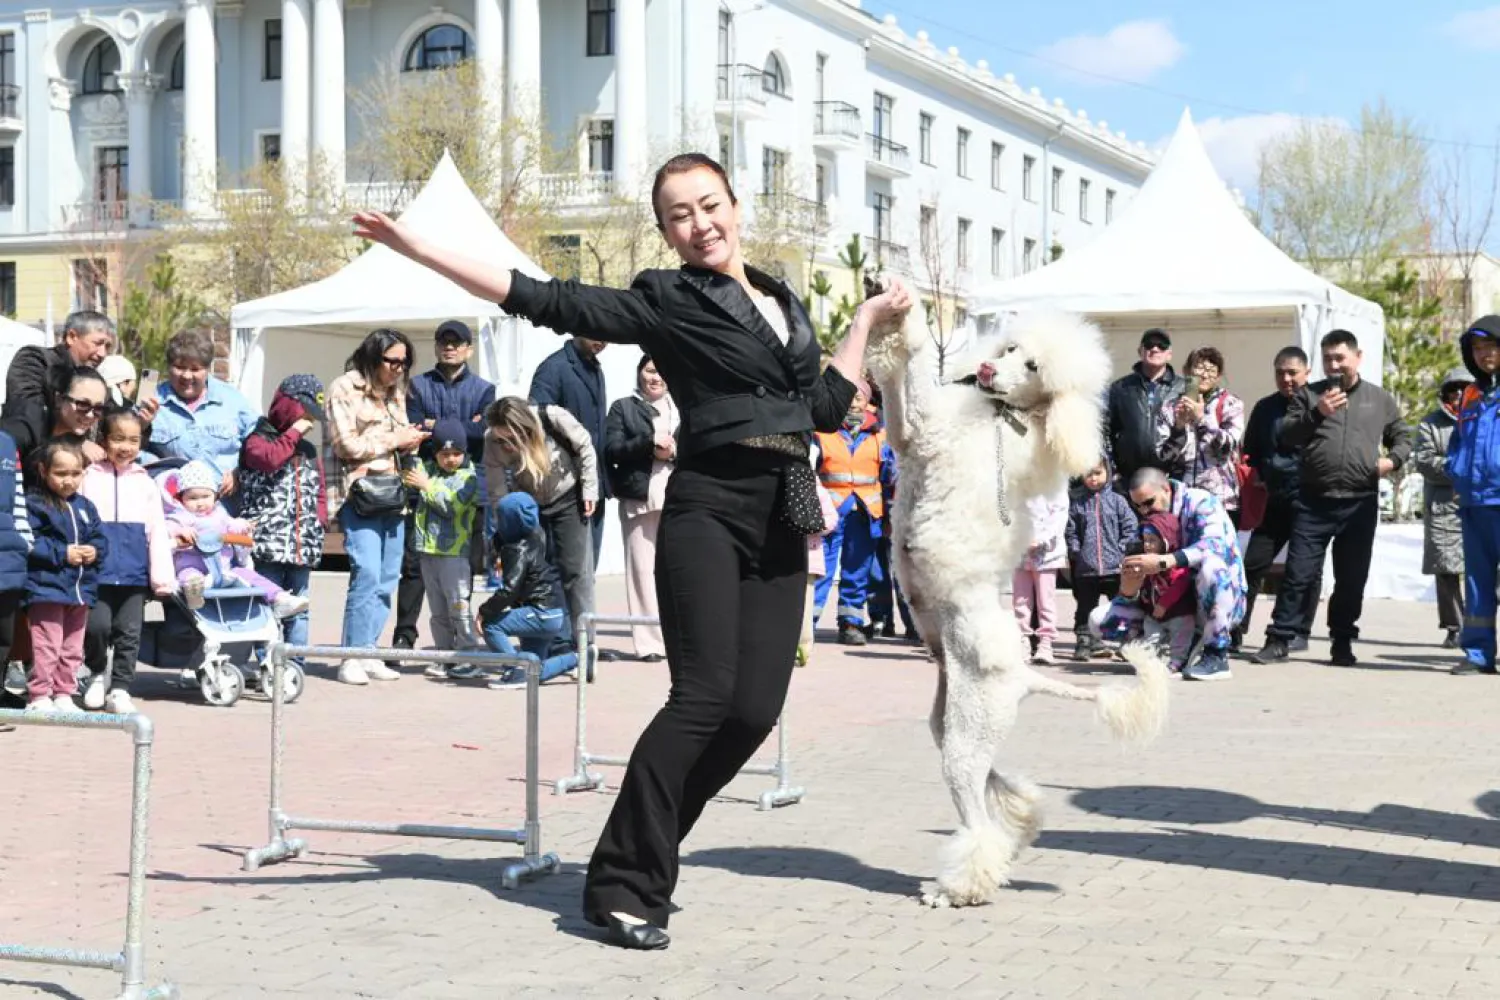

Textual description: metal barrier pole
[550,614,805,809]
[552,613,604,794]
[243,643,560,888]
[0,710,179,1000]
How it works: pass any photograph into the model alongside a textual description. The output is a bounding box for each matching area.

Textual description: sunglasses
[64,395,107,417]
[435,338,468,349]
[1142,341,1170,353]
[381,355,410,369]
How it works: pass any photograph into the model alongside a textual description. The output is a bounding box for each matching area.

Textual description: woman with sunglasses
[327,329,429,685]
[38,367,109,475]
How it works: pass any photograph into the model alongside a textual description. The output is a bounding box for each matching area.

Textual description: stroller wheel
[200,661,245,707]
[259,661,305,705]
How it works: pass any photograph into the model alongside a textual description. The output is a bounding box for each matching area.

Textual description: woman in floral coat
[1157,346,1246,524]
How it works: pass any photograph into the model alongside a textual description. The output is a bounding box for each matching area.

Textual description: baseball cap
[431,418,468,454]
[1140,328,1171,351]
[434,320,474,344]
[277,373,326,421]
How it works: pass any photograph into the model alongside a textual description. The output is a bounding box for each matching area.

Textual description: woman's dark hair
[636,353,653,374]
[347,328,415,395]
[650,153,737,229]
[31,436,86,506]
[53,365,108,404]
[100,406,144,440]
[1186,346,1225,375]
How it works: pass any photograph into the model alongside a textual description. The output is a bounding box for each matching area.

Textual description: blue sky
[866,0,1500,195]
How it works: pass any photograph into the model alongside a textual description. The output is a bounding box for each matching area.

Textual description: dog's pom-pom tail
[1093,640,1171,746]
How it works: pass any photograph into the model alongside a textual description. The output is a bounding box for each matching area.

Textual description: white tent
[0,317,48,405]
[968,110,1385,395]
[228,152,645,575]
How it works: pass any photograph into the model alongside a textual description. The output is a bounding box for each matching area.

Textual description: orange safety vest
[816,424,885,520]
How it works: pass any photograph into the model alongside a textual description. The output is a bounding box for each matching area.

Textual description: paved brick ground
[4,575,1499,999]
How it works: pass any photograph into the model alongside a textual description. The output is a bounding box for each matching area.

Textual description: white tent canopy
[227,152,646,575]
[968,110,1385,393]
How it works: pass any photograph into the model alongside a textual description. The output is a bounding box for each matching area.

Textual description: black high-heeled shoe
[603,913,670,951]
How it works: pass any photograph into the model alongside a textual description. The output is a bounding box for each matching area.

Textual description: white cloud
[1192,113,1343,193]
[1036,20,1186,85]
[1441,7,1500,50]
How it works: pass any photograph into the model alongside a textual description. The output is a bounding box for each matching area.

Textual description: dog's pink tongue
[977,362,997,389]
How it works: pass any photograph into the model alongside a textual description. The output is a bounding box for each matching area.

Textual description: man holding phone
[1252,330,1411,667]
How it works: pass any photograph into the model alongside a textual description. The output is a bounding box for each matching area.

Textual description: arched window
[403,24,472,72]
[168,45,185,91]
[763,52,788,97]
[80,38,122,95]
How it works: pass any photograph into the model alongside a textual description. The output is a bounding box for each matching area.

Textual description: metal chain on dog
[994,420,1011,527]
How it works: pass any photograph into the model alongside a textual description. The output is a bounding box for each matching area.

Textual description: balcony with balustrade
[865,133,912,179]
[715,63,770,121]
[812,101,861,151]
[866,235,910,272]
[754,191,830,232]
[538,171,615,210]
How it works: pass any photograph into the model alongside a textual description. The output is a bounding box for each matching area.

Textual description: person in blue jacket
[392,321,497,653]
[529,336,611,568]
[0,425,34,718]
[23,437,108,713]
[1446,314,1500,674]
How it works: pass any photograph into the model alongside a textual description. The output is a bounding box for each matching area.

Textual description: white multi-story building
[0,0,1154,322]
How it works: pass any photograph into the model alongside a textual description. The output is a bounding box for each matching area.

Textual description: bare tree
[1422,132,1500,328]
[913,194,968,377]
[739,160,832,291]
[1257,100,1429,286]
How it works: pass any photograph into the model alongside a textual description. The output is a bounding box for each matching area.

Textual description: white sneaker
[52,695,83,714]
[423,662,450,679]
[363,658,401,682]
[338,660,370,686]
[182,573,207,610]
[83,674,107,710]
[25,697,56,714]
[271,592,310,619]
[104,690,137,715]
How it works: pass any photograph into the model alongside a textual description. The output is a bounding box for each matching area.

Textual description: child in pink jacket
[79,408,178,713]
[1013,490,1069,664]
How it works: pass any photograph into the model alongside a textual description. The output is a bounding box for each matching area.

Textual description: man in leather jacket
[1106,328,1183,486]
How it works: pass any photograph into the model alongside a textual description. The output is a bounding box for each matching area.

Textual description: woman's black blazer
[504,264,857,460]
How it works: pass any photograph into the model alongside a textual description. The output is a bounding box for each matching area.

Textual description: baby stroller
[133,459,304,707]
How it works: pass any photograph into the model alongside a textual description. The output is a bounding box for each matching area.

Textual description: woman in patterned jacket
[1157,347,1246,523]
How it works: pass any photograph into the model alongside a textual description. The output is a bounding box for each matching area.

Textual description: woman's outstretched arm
[355,211,515,303]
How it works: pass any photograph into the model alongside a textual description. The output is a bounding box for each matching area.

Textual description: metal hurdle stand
[243,643,561,888]
[0,710,178,1000]
[552,613,806,811]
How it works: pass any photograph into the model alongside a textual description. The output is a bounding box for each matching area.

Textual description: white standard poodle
[862,284,1171,909]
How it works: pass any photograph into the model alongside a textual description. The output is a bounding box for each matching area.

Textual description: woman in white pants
[604,357,678,661]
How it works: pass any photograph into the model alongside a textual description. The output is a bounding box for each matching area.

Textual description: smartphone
[1182,375,1201,402]
[135,368,160,403]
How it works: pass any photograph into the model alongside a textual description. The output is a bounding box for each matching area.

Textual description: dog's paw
[919,888,954,909]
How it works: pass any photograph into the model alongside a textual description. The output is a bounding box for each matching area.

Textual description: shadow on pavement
[0,980,87,1000]
[680,845,1058,898]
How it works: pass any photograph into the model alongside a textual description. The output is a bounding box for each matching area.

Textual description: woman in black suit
[355,153,911,950]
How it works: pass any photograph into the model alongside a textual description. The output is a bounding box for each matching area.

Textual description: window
[95,146,128,203]
[1022,155,1036,201]
[0,262,14,318]
[259,132,281,164]
[0,146,12,207]
[815,52,826,103]
[1051,166,1063,211]
[990,142,1004,190]
[73,259,108,313]
[1023,237,1038,272]
[263,19,282,81]
[404,24,472,71]
[955,306,968,330]
[956,128,970,178]
[586,0,615,57]
[80,39,121,95]
[762,147,787,196]
[718,129,732,171]
[1079,178,1091,223]
[872,191,893,242]
[546,235,582,281]
[0,33,15,88]
[918,112,933,165]
[919,204,936,253]
[990,227,1005,276]
[814,162,827,210]
[1106,188,1117,223]
[873,92,894,140]
[718,10,731,71]
[956,217,971,270]
[763,53,788,97]
[168,44,185,91]
[587,120,615,172]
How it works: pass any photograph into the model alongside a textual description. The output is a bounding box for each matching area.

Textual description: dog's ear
[1045,392,1106,479]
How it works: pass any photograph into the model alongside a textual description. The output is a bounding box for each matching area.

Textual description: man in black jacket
[1253,330,1412,667]
[1237,346,1321,654]
[530,336,610,567]
[1106,328,1183,485]
[2,310,116,459]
